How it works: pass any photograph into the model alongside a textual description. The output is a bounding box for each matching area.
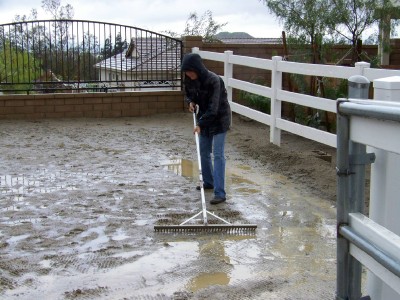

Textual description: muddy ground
[0,112,338,299]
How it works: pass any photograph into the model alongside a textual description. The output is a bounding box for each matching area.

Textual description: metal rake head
[154,224,257,234]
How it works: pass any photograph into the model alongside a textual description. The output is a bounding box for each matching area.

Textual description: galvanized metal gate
[336,96,400,300]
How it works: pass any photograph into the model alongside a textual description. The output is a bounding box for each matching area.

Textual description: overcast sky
[0,0,283,38]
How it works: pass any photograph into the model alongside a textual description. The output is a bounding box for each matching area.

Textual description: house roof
[218,38,282,44]
[95,38,181,73]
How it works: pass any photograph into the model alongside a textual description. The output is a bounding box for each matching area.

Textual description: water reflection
[186,240,231,292]
[161,158,196,178]
[0,171,78,197]
[186,272,230,292]
[161,157,337,293]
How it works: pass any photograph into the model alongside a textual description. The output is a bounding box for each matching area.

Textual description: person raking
[181,53,231,205]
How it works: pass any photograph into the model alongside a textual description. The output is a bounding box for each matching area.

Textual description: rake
[154,108,257,233]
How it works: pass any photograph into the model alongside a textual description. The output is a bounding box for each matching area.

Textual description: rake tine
[154,224,257,233]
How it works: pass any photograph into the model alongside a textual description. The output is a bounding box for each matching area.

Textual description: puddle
[15,242,200,299]
[159,158,337,294]
[76,226,109,252]
[0,167,123,201]
[161,158,196,178]
[7,233,31,244]
[0,172,78,196]
[111,228,130,241]
[186,272,230,292]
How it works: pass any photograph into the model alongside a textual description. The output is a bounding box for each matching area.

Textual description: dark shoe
[210,197,226,205]
[196,184,214,191]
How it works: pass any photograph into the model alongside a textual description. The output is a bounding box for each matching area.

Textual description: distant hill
[214,32,254,39]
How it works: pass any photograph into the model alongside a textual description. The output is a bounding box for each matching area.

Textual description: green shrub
[240,91,271,114]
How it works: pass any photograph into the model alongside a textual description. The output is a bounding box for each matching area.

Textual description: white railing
[192,47,400,148]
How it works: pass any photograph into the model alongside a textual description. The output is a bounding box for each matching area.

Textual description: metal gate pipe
[336,75,372,300]
[348,140,365,299]
[336,99,351,300]
[338,101,400,123]
[348,75,370,99]
[339,225,400,278]
[346,76,370,298]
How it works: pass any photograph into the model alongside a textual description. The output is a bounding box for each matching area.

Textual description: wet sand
[0,113,338,299]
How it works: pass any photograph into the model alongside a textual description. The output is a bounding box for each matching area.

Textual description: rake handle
[193,108,208,225]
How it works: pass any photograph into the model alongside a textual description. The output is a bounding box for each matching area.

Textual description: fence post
[270,56,282,146]
[354,61,371,76]
[224,50,234,127]
[224,51,233,103]
[367,76,400,300]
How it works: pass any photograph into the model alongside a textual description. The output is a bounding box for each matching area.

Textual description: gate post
[336,76,370,300]
[336,99,351,300]
[368,76,400,300]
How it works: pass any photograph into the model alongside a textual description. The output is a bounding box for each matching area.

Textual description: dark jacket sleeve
[183,77,198,105]
[184,82,192,105]
[197,75,220,128]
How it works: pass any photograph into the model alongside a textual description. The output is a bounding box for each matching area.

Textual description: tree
[374,0,400,65]
[101,33,128,60]
[328,0,381,64]
[262,0,338,130]
[180,10,227,42]
[12,0,74,23]
[262,0,331,99]
[41,0,74,20]
[263,0,400,66]
[0,40,42,92]
[262,0,330,48]
[114,33,128,55]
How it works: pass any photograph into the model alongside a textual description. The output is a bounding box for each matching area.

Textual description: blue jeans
[199,131,227,199]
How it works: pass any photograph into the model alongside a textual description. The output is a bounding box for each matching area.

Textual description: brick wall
[0,91,184,120]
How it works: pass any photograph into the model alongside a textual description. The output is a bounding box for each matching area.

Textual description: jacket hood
[181,53,208,80]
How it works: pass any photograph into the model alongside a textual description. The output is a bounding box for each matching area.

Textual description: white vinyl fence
[191,48,400,300]
[192,47,400,148]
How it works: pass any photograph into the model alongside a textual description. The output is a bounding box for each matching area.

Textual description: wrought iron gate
[0,20,182,93]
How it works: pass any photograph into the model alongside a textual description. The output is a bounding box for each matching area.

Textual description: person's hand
[193,125,201,135]
[189,102,196,113]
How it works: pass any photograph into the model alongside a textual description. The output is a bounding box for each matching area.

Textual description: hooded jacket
[181,53,231,136]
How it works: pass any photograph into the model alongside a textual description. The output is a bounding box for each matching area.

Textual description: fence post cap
[374,76,400,90]
[355,61,370,67]
[348,75,370,84]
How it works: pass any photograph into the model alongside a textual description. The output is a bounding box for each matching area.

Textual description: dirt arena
[0,112,338,299]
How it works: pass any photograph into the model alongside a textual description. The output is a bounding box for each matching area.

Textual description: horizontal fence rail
[0,20,182,93]
[192,48,400,148]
